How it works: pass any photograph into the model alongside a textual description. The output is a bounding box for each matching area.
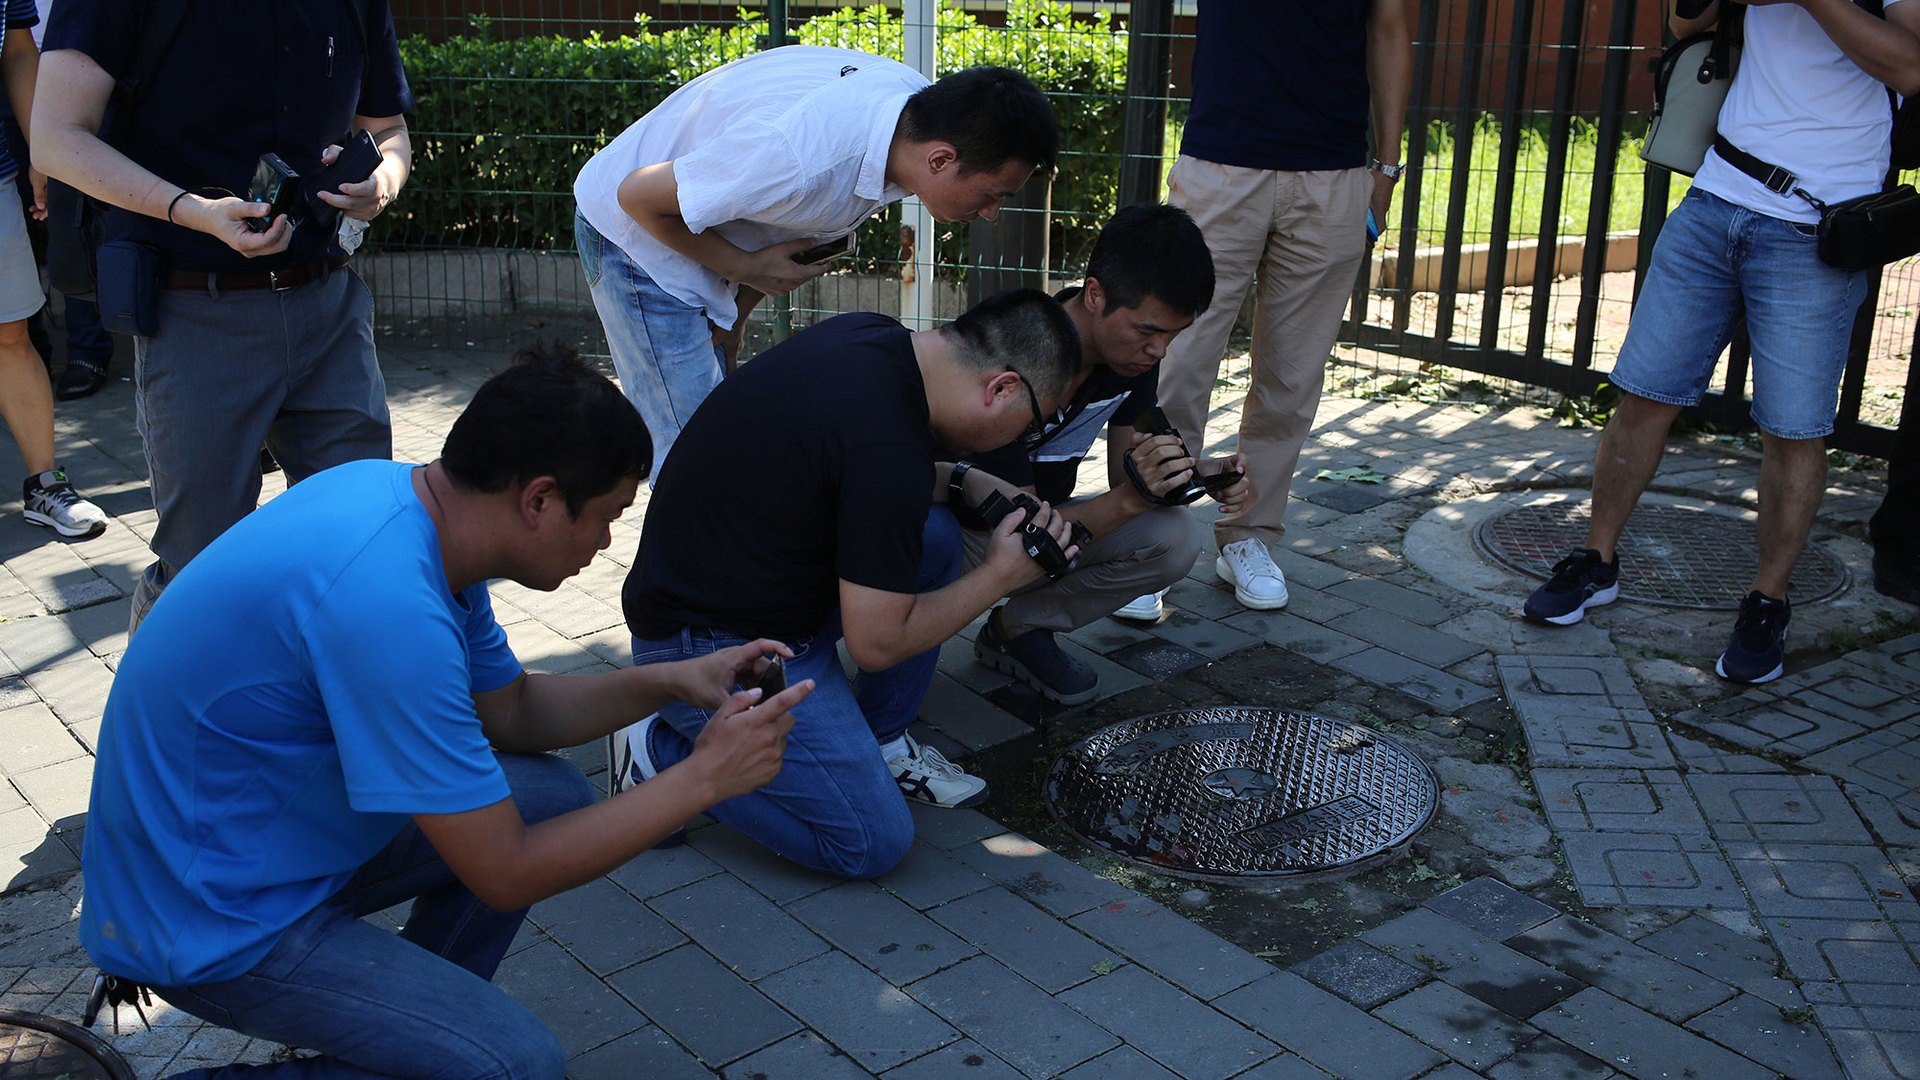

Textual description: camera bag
[1640,5,1742,177]
[1711,136,1920,271]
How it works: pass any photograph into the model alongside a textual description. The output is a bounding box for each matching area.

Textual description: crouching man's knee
[1138,506,1204,589]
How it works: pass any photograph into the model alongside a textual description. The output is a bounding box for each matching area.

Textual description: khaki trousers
[1157,156,1372,547]
[962,502,1200,636]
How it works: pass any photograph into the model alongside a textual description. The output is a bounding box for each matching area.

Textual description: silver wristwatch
[1370,158,1407,180]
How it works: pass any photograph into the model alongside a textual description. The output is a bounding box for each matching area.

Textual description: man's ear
[1082,277,1107,316]
[984,368,1022,405]
[519,476,564,527]
[926,144,960,175]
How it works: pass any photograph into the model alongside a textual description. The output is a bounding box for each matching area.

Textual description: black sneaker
[53,358,109,402]
[1716,591,1790,685]
[1522,548,1619,625]
[973,608,1098,705]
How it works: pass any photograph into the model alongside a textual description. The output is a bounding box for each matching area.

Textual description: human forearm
[2,33,35,140]
[481,667,690,754]
[1367,0,1414,165]
[1798,0,1920,95]
[615,161,828,296]
[846,567,1018,671]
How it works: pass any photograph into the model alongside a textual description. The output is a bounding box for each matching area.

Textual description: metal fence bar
[1118,0,1172,210]
[1524,0,1587,365]
[1477,0,1536,368]
[1433,0,1490,345]
[1390,0,1445,338]
[1571,0,1638,375]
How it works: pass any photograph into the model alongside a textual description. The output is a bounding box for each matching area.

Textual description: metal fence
[372,0,1914,455]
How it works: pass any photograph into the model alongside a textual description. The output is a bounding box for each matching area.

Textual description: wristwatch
[947,461,974,510]
[1370,158,1407,180]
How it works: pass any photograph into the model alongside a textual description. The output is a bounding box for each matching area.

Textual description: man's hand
[1369,170,1397,240]
[176,194,294,257]
[982,500,1078,588]
[1198,453,1255,514]
[313,140,399,222]
[1122,431,1195,506]
[734,238,835,297]
[682,680,808,802]
[25,168,45,221]
[671,638,795,711]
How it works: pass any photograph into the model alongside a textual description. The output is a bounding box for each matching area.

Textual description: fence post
[1118,0,1174,209]
[900,0,938,329]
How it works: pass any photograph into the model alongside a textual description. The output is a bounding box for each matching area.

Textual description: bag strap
[115,0,193,105]
[1711,135,1799,195]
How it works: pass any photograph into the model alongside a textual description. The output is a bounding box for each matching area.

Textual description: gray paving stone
[20,654,114,727]
[685,825,841,904]
[1212,971,1447,1080]
[1360,908,1580,1019]
[605,942,800,1066]
[788,881,978,985]
[1291,939,1430,1009]
[1063,616,1158,656]
[10,756,94,828]
[1066,895,1272,1000]
[1633,915,1803,1009]
[1326,609,1483,668]
[927,885,1117,994]
[906,803,1008,852]
[881,1039,1024,1080]
[1107,638,1212,680]
[1146,608,1262,660]
[1683,992,1843,1080]
[1812,1001,1920,1080]
[1663,731,1787,774]
[1269,548,1356,592]
[1532,768,1707,835]
[530,876,687,976]
[1422,878,1560,941]
[1518,712,1677,770]
[565,1024,714,1080]
[1225,1055,1337,1080]
[648,873,828,981]
[1330,648,1497,710]
[920,671,1032,752]
[955,833,1134,918]
[1053,1045,1179,1079]
[1801,719,1920,803]
[907,955,1119,1079]
[1220,610,1371,662]
[876,843,993,911]
[1685,771,1872,844]
[1528,987,1774,1080]
[1058,964,1280,1080]
[1555,829,1745,910]
[1763,916,1920,1009]
[493,939,646,1057]
[1726,840,1920,922]
[936,635,1016,696]
[1496,655,1645,708]
[1371,980,1537,1070]
[0,702,88,773]
[1782,672,1920,729]
[1485,1035,1619,1080]
[1272,582,1371,626]
[758,951,960,1073]
[1323,576,1455,626]
[720,1031,876,1080]
[1685,696,1871,759]
[606,838,723,900]
[1506,916,1737,1022]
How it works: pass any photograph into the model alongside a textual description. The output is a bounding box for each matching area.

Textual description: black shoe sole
[973,640,1098,706]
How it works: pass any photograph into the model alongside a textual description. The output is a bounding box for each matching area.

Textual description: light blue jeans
[630,509,965,880]
[1610,188,1869,440]
[154,752,596,1080]
[575,211,723,481]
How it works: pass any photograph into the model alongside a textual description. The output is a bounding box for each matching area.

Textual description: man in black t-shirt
[956,206,1250,704]
[623,289,1080,879]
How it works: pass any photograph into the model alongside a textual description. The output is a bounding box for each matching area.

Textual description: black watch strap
[947,461,974,511]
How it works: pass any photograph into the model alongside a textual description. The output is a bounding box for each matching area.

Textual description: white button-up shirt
[574,45,926,328]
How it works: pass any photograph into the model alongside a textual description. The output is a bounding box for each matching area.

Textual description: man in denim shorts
[1522,0,1920,683]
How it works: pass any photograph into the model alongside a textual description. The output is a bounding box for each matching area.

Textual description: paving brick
[1323,577,1455,626]
[0,702,88,774]
[1783,673,1920,729]
[1327,609,1483,668]
[1555,830,1745,910]
[1763,916,1920,1009]
[1519,712,1677,770]
[880,1038,1025,1080]
[20,655,114,727]
[1663,731,1787,774]
[788,881,977,984]
[1062,616,1158,657]
[1227,1055,1339,1080]
[1532,768,1707,835]
[685,825,840,904]
[1528,987,1775,1080]
[1147,609,1262,660]
[1108,638,1212,680]
[493,939,645,1057]
[9,756,93,829]
[927,886,1116,994]
[1372,980,1537,1070]
[1496,655,1645,709]
[1059,964,1280,1079]
[1506,916,1736,1022]
[1220,610,1371,662]
[1683,992,1843,1080]
[1212,971,1446,1080]
[531,876,687,976]
[1422,878,1559,941]
[1801,720,1920,802]
[565,1024,714,1080]
[955,833,1134,918]
[720,1031,877,1080]
[1633,915,1803,1009]
[1330,648,1497,710]
[907,955,1119,1079]
[1066,895,1272,1000]
[876,843,993,911]
[1485,1035,1619,1080]
[1726,840,1920,922]
[906,803,1007,852]
[605,841,722,901]
[1685,772,1873,846]
[1051,1045,1178,1078]
[757,951,960,1073]
[1167,576,1256,622]
[919,673,1031,751]
[648,873,827,981]
[1290,940,1429,1008]
[1816,1019,1920,1080]
[605,943,799,1066]
[1359,908,1579,1019]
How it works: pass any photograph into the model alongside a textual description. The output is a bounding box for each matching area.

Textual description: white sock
[877,734,910,760]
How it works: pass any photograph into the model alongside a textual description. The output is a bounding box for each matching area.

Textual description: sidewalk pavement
[0,331,1915,1080]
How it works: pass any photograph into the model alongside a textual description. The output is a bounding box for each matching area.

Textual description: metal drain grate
[0,1009,133,1079]
[1045,708,1438,883]
[1475,499,1848,610]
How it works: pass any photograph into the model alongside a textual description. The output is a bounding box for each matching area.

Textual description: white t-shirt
[573,45,925,327]
[1696,0,1906,223]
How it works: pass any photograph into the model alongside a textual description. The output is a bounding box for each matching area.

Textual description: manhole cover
[0,1009,133,1079]
[1474,499,1848,609]
[1044,708,1438,883]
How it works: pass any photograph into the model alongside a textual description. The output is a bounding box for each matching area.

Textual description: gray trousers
[129,267,391,630]
[962,502,1200,636]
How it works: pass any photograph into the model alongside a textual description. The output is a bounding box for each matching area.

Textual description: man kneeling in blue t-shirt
[78,344,808,1080]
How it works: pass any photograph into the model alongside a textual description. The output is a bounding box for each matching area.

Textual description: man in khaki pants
[1157,0,1412,610]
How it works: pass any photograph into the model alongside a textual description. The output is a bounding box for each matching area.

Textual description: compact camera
[244,153,301,233]
[976,491,1090,580]
[1126,407,1243,506]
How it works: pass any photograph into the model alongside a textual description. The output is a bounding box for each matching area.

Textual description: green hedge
[373,1,1156,275]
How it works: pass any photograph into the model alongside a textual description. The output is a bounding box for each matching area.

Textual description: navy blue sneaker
[1522,548,1619,625]
[1716,591,1789,684]
[974,608,1097,705]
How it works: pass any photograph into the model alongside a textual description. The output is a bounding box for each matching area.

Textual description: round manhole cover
[0,1009,134,1079]
[1044,708,1438,883]
[1474,499,1848,609]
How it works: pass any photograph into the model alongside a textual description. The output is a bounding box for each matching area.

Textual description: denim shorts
[1609,188,1867,439]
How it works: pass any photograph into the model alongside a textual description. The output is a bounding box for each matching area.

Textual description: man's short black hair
[942,287,1080,401]
[1087,204,1214,319]
[901,67,1059,178]
[442,341,651,516]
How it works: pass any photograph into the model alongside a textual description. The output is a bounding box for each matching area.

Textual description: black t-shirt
[1180,0,1373,172]
[964,287,1157,506]
[625,312,935,642]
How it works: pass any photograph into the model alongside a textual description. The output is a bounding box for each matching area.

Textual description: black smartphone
[792,235,852,265]
[1200,469,1244,493]
[244,153,301,233]
[752,656,787,698]
[309,130,382,201]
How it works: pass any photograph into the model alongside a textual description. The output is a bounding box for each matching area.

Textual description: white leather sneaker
[1216,539,1289,610]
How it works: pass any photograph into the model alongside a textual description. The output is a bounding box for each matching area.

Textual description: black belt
[163,255,350,293]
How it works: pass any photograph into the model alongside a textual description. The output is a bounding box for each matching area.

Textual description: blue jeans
[630,509,965,880]
[155,753,596,1080]
[575,211,723,481]
[1609,188,1868,440]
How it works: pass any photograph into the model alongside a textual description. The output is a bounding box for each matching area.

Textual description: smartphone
[1200,469,1244,493]
[752,655,787,698]
[792,235,852,265]
[310,130,382,200]
[1366,208,1380,245]
[244,153,301,233]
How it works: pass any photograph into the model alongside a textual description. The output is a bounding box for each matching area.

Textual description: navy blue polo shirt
[0,0,35,182]
[1180,0,1373,172]
[43,0,413,274]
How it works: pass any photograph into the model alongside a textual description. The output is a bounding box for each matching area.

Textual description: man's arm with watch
[1366,0,1415,228]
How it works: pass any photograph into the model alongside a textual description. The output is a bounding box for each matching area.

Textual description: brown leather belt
[163,255,351,293]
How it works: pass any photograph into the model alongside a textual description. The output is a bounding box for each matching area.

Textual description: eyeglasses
[1015,372,1065,449]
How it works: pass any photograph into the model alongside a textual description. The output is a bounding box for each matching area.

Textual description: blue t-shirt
[80,461,523,988]
[1179,0,1374,172]
[0,0,36,183]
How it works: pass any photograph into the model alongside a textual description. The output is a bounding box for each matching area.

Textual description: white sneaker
[22,469,107,539]
[611,713,663,794]
[886,733,988,809]
[1216,539,1289,610]
[1113,590,1166,622]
